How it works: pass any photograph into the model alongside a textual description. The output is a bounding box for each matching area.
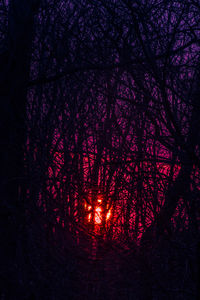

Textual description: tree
[1,0,199,299]
[0,0,40,298]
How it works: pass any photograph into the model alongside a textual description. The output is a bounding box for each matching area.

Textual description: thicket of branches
[0,0,200,299]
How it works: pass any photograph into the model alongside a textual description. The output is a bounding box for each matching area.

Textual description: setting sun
[86,200,111,225]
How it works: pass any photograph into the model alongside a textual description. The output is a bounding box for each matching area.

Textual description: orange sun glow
[86,199,111,225]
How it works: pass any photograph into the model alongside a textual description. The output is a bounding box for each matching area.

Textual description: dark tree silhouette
[0,0,199,299]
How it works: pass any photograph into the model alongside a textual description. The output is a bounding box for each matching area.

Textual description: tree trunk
[0,1,39,298]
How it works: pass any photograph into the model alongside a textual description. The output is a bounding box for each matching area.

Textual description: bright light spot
[95,207,102,224]
[88,213,91,221]
[106,209,111,220]
[87,205,92,222]
[86,199,112,225]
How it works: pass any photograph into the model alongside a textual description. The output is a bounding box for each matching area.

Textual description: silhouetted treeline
[0,0,199,299]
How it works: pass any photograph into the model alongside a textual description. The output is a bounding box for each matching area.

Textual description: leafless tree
[1,0,199,299]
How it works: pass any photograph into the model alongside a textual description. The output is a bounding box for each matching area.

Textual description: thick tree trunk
[0,1,39,298]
